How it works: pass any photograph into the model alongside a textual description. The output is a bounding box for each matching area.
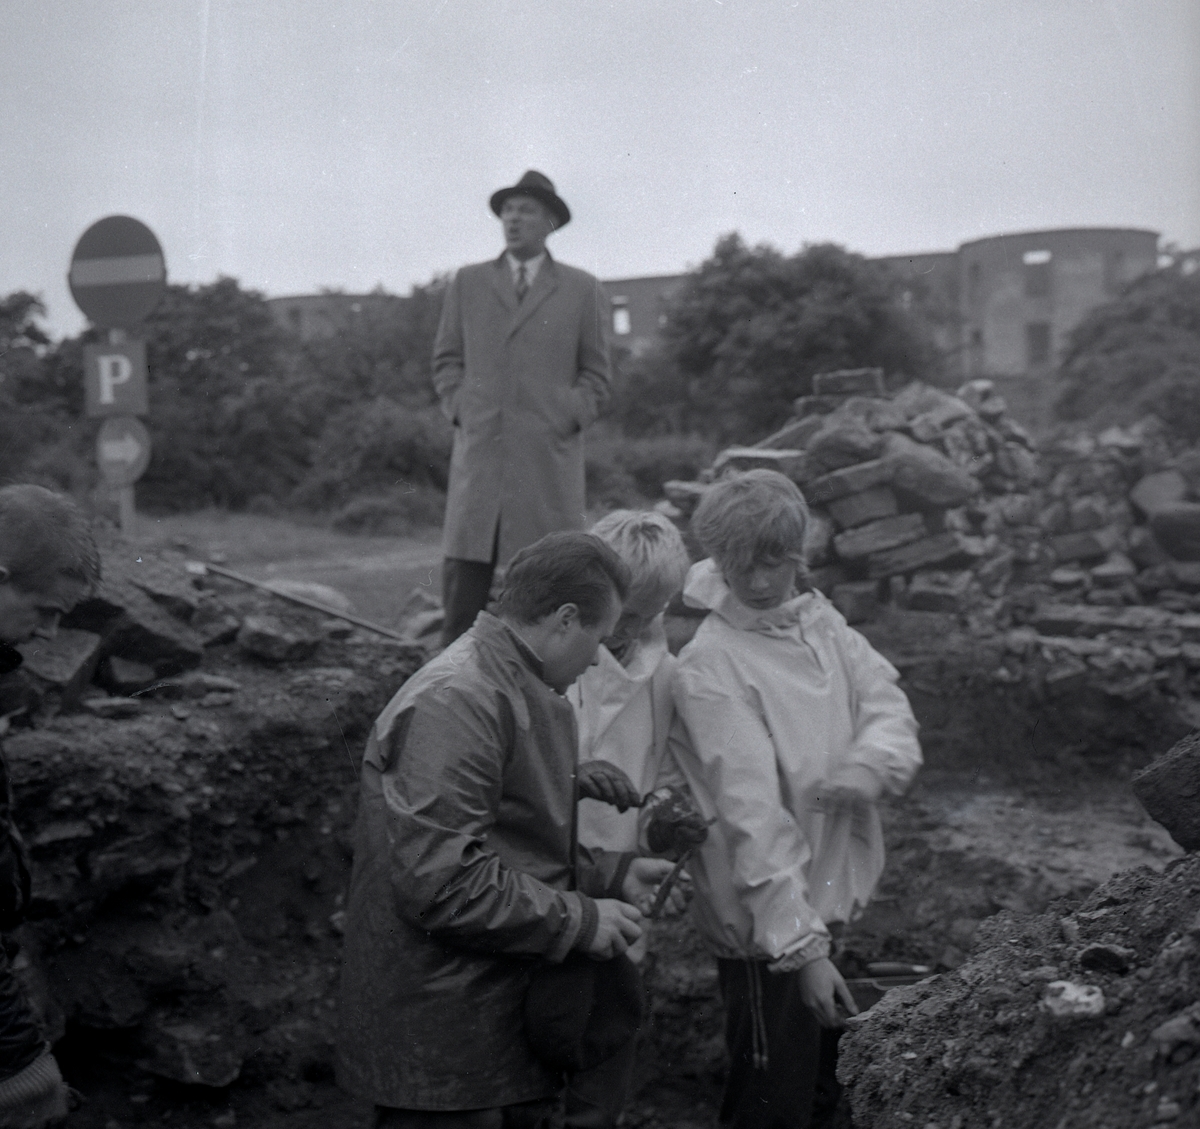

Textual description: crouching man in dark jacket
[0,485,100,1128]
[337,532,678,1128]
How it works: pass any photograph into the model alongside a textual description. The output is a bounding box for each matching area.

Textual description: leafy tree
[659,234,939,441]
[0,293,89,488]
[1054,264,1200,441]
[297,280,446,411]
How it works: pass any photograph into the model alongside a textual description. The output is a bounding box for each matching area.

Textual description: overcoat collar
[490,251,560,338]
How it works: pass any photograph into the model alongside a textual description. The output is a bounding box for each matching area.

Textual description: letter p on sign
[84,341,148,417]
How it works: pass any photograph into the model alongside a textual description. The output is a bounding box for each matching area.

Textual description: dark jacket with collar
[336,613,630,1110]
[432,251,611,565]
[0,645,31,930]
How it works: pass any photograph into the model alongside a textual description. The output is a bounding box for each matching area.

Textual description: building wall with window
[955,228,1159,379]
[602,274,687,356]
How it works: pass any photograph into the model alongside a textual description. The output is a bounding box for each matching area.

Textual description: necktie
[515,264,528,303]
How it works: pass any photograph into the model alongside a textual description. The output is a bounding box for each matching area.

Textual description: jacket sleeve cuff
[559,893,598,960]
[767,933,832,974]
[544,892,594,962]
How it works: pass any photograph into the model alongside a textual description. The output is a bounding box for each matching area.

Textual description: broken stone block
[70,583,205,676]
[1128,525,1172,569]
[1130,469,1188,518]
[236,615,319,663]
[974,549,1014,596]
[1041,980,1105,1020]
[16,629,104,710]
[833,514,927,561]
[826,486,899,530]
[662,480,709,517]
[1051,525,1123,563]
[805,458,894,506]
[812,368,884,397]
[905,570,974,614]
[82,697,146,720]
[792,394,846,418]
[866,532,981,579]
[906,398,973,443]
[1032,603,1179,637]
[804,511,834,567]
[809,564,848,593]
[1050,566,1090,590]
[139,1012,246,1088]
[881,433,980,509]
[830,581,880,625]
[712,447,807,480]
[1067,496,1109,532]
[407,609,444,643]
[262,579,354,614]
[99,656,158,696]
[1151,503,1200,561]
[1090,553,1137,588]
[191,598,242,647]
[806,423,885,474]
[1133,730,1200,850]
[757,416,827,451]
[825,396,907,434]
[991,443,1040,489]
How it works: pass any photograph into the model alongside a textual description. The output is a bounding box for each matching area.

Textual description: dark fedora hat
[490,170,571,229]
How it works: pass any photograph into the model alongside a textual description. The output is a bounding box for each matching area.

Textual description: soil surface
[38,514,1192,1129]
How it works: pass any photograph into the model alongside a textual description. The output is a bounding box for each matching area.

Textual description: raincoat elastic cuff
[569,895,599,958]
[767,934,832,974]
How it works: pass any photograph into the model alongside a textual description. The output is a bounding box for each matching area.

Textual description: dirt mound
[840,853,1200,1128]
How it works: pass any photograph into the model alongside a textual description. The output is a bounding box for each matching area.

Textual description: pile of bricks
[659,368,1040,622]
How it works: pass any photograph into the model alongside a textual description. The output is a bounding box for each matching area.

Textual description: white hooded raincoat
[670,560,921,966]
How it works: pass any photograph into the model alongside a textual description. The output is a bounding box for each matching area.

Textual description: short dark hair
[0,484,101,593]
[497,532,630,626]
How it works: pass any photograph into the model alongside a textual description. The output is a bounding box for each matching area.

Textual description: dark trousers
[441,557,496,648]
[0,940,43,1082]
[563,1030,638,1128]
[716,959,843,1129]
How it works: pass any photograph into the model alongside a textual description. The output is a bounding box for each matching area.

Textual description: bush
[330,486,446,535]
[585,428,715,508]
[294,398,452,510]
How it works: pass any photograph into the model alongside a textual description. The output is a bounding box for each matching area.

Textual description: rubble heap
[0,538,425,1119]
[839,728,1200,1129]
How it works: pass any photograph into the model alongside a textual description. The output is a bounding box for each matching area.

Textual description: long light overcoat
[433,253,611,565]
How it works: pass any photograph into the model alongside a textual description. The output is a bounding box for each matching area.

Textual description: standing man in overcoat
[433,170,612,647]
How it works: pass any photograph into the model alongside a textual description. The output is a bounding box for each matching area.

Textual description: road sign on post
[70,216,166,538]
[84,339,148,417]
[69,216,166,329]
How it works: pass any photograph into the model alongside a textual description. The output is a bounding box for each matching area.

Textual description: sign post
[69,216,166,537]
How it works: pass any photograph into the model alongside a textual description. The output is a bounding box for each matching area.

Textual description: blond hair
[590,509,690,606]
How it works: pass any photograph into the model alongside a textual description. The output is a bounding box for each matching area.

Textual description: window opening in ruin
[611,298,631,336]
[1026,322,1051,367]
[1023,250,1052,297]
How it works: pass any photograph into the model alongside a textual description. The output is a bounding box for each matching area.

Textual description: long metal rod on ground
[201,561,413,642]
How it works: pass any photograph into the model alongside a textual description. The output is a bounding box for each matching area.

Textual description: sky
[3,0,1198,339]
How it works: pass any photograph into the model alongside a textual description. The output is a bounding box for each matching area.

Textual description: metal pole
[117,485,136,538]
[199,561,415,643]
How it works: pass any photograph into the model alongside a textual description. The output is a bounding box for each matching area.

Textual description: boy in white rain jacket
[565,509,704,1128]
[670,469,922,1129]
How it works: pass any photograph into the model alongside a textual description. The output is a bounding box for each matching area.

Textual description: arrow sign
[96,416,152,487]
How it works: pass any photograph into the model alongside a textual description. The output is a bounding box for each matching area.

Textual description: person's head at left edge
[0,485,100,647]
[497,531,630,693]
[490,170,571,262]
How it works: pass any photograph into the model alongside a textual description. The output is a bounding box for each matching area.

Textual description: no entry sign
[68,216,166,328]
[96,416,152,487]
